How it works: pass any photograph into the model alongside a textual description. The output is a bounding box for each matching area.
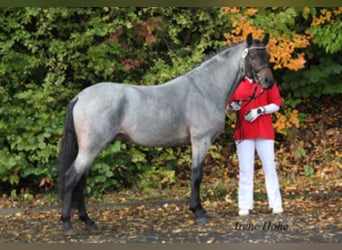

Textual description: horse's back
[72,81,193,147]
[75,82,124,100]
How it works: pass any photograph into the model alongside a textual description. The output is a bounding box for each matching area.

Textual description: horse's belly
[116,123,190,147]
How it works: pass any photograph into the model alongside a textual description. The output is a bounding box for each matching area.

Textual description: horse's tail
[58,98,79,202]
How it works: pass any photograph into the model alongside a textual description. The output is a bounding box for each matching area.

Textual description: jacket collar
[245,76,254,84]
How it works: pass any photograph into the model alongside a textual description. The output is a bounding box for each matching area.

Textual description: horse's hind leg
[62,164,82,236]
[73,174,98,231]
[62,151,98,235]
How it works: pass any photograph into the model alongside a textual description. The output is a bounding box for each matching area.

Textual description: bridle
[242,46,270,84]
[239,46,271,106]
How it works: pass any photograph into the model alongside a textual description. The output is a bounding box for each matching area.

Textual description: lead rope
[235,84,264,143]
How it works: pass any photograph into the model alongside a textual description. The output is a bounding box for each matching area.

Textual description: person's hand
[245,107,264,122]
[229,100,241,111]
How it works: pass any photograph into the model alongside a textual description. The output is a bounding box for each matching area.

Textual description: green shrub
[0,7,227,196]
[282,53,342,98]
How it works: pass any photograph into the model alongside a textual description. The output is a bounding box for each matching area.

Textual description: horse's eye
[249,52,256,59]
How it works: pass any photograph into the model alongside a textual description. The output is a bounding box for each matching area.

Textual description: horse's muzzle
[261,76,275,90]
[257,68,275,90]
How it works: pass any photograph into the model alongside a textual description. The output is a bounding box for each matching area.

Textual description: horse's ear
[246,33,253,47]
[262,33,270,46]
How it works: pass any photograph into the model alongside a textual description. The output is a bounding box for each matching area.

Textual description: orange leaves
[267,35,309,71]
[290,110,300,128]
[311,7,342,27]
[223,12,264,45]
[245,8,258,16]
[222,7,239,15]
[273,113,288,135]
[273,109,301,136]
[222,7,310,71]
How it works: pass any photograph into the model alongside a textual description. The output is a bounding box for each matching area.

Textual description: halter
[242,47,270,83]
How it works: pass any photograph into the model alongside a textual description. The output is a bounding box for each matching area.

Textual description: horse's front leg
[190,137,211,224]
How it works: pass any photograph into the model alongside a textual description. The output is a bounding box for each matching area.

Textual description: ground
[0,186,340,243]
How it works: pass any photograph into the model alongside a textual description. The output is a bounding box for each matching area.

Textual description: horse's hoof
[64,228,77,236]
[86,223,98,231]
[195,215,210,225]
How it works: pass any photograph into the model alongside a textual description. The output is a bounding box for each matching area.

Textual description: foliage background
[0,7,341,198]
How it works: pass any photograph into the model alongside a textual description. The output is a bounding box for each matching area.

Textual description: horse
[58,33,275,236]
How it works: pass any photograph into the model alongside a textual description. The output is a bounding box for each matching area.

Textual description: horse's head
[242,33,275,90]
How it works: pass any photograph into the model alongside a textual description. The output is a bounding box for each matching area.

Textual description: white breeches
[236,139,283,210]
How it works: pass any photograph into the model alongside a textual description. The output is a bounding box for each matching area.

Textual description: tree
[282,7,342,97]
[308,7,342,54]
[221,7,342,97]
[222,7,310,71]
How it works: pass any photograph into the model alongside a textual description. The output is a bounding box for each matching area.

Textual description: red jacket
[229,78,281,140]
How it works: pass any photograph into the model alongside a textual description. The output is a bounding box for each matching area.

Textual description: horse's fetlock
[61,215,70,222]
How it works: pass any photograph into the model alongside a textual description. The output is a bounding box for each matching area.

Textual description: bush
[0,7,228,196]
[281,52,342,98]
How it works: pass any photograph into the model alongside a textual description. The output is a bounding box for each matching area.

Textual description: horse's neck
[194,51,243,110]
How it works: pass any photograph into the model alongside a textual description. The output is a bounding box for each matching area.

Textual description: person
[226,76,283,216]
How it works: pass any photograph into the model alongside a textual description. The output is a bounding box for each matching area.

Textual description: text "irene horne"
[235,221,288,231]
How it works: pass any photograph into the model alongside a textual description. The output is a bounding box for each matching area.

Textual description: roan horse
[58,33,275,235]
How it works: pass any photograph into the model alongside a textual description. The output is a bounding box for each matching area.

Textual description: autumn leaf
[38,179,45,188]
[245,8,258,16]
[222,7,310,71]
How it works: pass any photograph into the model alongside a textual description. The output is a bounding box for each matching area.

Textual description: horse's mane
[200,43,237,65]
[203,38,264,63]
[154,42,245,86]
[192,41,244,72]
